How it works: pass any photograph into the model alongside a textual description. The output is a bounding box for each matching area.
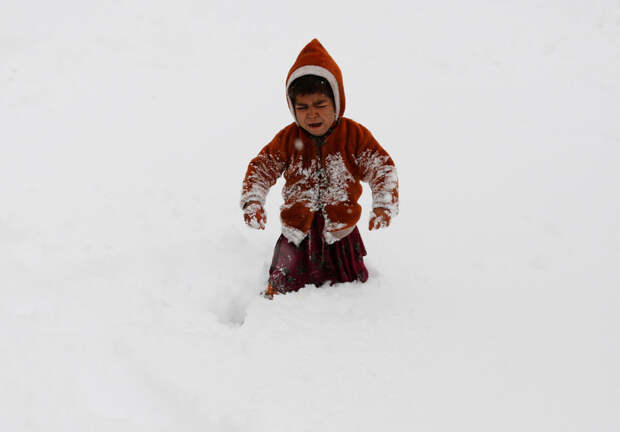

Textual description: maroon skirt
[268,212,369,294]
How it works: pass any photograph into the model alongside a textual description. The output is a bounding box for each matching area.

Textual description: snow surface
[2,1,620,431]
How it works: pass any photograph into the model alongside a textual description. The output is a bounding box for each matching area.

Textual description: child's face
[294,93,335,136]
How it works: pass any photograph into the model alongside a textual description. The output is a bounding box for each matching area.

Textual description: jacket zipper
[315,136,327,258]
[315,136,325,212]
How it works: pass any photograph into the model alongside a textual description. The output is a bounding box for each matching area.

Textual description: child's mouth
[308,122,322,128]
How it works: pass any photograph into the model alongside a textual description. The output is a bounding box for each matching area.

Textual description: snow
[2,0,620,431]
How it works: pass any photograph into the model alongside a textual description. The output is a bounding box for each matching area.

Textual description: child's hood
[286,39,345,123]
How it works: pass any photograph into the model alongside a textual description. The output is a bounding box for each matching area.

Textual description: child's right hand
[243,202,266,230]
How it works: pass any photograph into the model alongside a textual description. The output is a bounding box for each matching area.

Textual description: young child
[240,39,399,298]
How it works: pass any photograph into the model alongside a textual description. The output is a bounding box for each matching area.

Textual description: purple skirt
[268,212,369,294]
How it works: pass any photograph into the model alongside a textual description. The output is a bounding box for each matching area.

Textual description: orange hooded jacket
[241,39,399,245]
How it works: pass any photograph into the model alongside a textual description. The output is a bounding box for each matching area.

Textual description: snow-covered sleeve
[355,132,399,216]
[240,136,288,209]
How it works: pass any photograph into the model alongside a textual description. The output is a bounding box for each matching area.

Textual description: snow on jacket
[240,39,399,245]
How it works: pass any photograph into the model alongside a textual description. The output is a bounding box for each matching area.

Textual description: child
[240,39,399,298]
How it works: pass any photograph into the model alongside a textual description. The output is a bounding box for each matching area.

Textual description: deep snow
[2,1,620,431]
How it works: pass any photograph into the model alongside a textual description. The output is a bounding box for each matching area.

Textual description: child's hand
[369,208,392,231]
[243,202,266,230]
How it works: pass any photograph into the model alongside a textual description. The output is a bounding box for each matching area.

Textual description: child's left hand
[369,208,392,231]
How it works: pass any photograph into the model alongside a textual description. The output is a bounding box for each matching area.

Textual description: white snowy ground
[2,1,620,431]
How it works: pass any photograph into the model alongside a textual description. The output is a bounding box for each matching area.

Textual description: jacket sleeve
[355,131,399,216]
[240,135,288,209]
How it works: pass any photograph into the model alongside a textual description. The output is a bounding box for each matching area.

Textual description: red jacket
[241,39,399,245]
